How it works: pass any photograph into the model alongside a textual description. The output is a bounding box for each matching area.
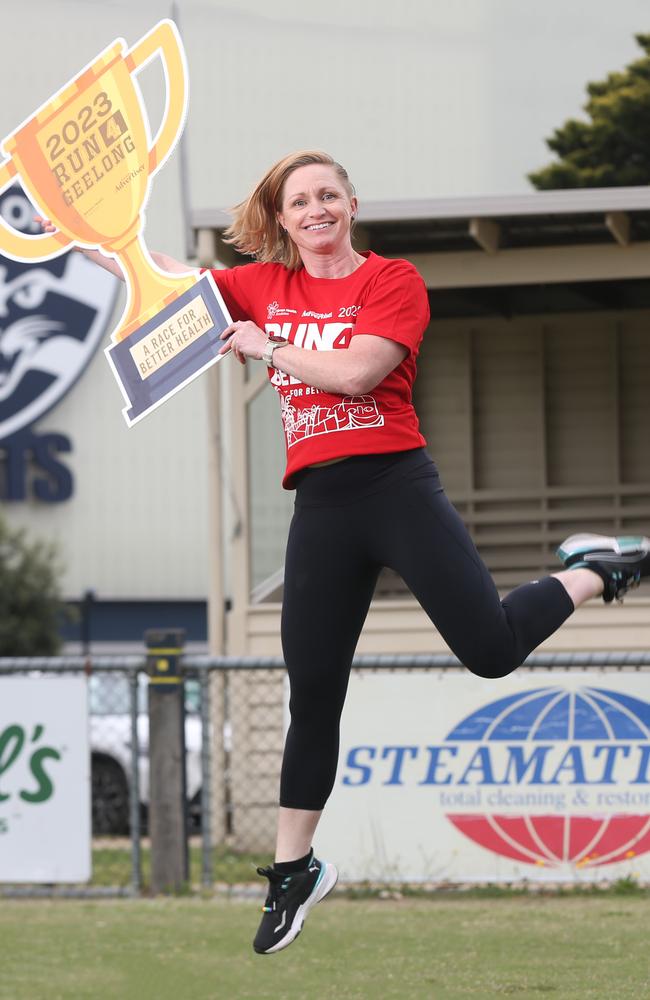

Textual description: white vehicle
[89,674,202,834]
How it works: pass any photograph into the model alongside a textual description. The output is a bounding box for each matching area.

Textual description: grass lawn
[90,842,261,888]
[0,894,649,999]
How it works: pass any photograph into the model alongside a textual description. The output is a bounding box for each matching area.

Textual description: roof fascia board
[357,187,650,223]
[408,241,650,289]
[192,186,650,231]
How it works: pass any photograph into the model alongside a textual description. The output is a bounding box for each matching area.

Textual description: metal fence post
[128,668,142,894]
[145,629,188,893]
[199,669,213,889]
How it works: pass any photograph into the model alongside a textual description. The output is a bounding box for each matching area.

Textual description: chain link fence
[1,652,650,895]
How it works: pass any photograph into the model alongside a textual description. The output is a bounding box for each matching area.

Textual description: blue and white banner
[318,671,650,884]
[0,183,118,441]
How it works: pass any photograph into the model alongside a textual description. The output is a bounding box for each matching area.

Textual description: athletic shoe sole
[258,862,339,955]
[557,533,649,564]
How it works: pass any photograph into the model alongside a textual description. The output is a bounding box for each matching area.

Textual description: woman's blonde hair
[223,150,355,270]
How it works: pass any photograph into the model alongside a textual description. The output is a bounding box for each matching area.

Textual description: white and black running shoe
[253,853,338,954]
[557,533,650,603]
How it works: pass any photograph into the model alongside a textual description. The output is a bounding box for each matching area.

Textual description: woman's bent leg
[380,479,576,678]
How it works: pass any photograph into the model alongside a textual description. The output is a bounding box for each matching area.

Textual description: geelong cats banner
[317,671,650,883]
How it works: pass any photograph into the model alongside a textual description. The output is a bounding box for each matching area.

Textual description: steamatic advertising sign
[0,677,90,882]
[317,672,650,883]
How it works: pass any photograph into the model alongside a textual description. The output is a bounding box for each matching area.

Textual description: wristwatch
[262,334,289,367]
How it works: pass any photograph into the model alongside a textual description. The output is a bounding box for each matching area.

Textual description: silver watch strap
[263,338,288,366]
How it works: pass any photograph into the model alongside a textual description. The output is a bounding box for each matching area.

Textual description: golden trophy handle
[125,19,187,176]
[0,159,71,259]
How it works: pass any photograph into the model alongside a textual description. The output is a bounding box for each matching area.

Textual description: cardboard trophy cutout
[0,19,231,426]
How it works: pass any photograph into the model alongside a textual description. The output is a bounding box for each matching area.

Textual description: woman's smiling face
[277,163,357,259]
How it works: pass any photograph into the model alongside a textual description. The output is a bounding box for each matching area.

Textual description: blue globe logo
[444,686,650,868]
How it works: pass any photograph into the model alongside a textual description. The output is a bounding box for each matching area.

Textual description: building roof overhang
[192,186,650,308]
[192,185,650,256]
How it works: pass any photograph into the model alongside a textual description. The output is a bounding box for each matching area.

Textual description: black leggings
[280,448,574,810]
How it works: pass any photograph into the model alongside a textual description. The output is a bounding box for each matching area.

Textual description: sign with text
[0,677,90,882]
[317,671,650,884]
[0,19,230,426]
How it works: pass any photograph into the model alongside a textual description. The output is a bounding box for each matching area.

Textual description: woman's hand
[219,320,267,365]
[34,215,58,235]
[33,215,127,278]
[34,215,84,254]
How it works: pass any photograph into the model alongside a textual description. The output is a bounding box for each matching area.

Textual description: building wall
[180,0,650,203]
[417,309,650,588]
[1,0,649,614]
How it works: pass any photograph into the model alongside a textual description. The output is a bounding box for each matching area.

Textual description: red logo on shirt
[267,301,297,319]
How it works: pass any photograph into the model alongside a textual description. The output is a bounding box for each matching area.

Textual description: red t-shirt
[207,251,429,488]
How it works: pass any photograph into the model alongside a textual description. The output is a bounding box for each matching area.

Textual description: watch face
[268,334,286,345]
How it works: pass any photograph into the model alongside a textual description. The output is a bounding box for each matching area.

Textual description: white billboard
[0,676,90,882]
[317,671,650,884]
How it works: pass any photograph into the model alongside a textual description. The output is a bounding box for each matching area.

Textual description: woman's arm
[219,320,408,395]
[273,335,407,395]
[35,215,407,393]
[34,217,193,280]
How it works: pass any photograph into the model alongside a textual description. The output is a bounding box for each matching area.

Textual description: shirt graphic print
[265,309,385,449]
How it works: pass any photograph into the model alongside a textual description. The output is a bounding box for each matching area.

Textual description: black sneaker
[557,533,650,603]
[253,853,338,954]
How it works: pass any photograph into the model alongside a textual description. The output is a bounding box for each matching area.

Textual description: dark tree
[529,34,650,189]
[0,514,66,655]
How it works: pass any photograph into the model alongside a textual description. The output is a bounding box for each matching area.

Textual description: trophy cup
[0,19,231,426]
